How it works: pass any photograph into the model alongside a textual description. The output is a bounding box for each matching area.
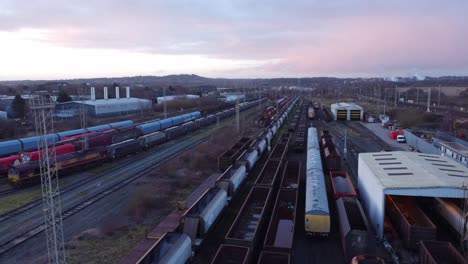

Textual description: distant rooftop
[72,97,151,106]
[438,141,468,156]
[331,102,363,110]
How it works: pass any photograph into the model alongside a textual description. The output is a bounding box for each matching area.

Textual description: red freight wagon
[329,171,357,200]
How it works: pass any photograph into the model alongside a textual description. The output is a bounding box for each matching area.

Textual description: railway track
[0,100,268,258]
[0,132,218,256]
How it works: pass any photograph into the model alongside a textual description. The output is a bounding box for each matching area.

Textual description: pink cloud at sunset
[0,0,467,79]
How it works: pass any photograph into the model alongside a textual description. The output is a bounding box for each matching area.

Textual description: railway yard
[0,95,467,264]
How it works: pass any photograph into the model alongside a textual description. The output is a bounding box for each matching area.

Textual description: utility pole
[383,88,387,115]
[438,85,441,108]
[343,129,347,159]
[416,88,419,106]
[31,93,66,264]
[163,86,167,119]
[394,86,397,107]
[79,86,88,150]
[427,87,431,112]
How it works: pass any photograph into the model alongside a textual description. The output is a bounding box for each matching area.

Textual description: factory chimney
[104,87,108,100]
[126,86,130,98]
[116,86,120,99]
[91,87,96,101]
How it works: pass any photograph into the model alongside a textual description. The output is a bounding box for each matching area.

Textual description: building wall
[358,155,386,239]
[404,129,441,154]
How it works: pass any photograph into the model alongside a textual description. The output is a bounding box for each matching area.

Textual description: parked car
[396,135,406,143]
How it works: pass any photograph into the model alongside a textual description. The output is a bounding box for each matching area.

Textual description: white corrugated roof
[331,102,363,110]
[73,97,151,106]
[438,141,468,156]
[359,151,468,189]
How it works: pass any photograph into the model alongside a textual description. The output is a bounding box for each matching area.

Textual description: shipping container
[385,195,437,249]
[225,186,273,247]
[211,244,250,264]
[264,189,298,252]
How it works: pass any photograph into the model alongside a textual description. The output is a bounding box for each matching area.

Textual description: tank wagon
[218,138,252,171]
[280,160,301,189]
[329,171,357,200]
[336,197,373,263]
[419,240,466,264]
[182,187,228,244]
[305,127,330,236]
[211,244,251,264]
[225,186,273,247]
[385,195,437,249]
[263,188,298,252]
[236,149,259,172]
[258,251,290,264]
[134,232,192,264]
[216,165,247,199]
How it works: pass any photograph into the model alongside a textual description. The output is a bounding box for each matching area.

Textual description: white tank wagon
[215,165,247,198]
[236,149,259,172]
[182,187,228,244]
[138,233,191,264]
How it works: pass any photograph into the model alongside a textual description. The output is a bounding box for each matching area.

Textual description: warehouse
[156,94,200,104]
[358,151,468,239]
[436,141,468,167]
[56,86,152,117]
[330,102,363,121]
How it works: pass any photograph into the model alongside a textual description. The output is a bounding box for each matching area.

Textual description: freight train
[7,100,268,187]
[320,130,342,171]
[121,98,298,264]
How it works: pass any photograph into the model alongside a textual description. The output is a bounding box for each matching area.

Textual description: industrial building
[436,141,468,167]
[156,94,200,104]
[358,151,468,239]
[330,102,363,121]
[56,86,152,117]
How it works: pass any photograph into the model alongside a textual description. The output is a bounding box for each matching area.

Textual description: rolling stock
[418,240,466,264]
[236,149,259,171]
[336,197,373,263]
[20,143,76,163]
[385,195,437,249]
[308,106,315,120]
[225,186,273,247]
[280,160,301,189]
[350,255,386,264]
[263,188,298,252]
[258,251,290,264]
[120,97,297,264]
[433,197,468,246]
[7,99,266,186]
[305,127,330,236]
[216,165,247,198]
[135,232,192,264]
[182,187,228,242]
[329,171,357,200]
[254,159,283,187]
[0,155,20,176]
[324,145,342,171]
[0,121,133,157]
[218,138,252,171]
[211,244,250,264]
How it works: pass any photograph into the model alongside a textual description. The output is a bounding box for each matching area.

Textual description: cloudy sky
[0,0,467,80]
